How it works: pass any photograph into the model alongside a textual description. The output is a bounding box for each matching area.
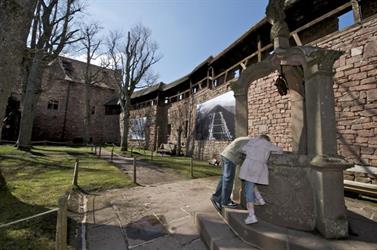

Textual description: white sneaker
[255,197,266,205]
[244,215,258,224]
[254,191,266,205]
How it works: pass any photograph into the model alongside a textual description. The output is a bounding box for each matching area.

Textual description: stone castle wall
[136,16,377,166]
[33,78,119,144]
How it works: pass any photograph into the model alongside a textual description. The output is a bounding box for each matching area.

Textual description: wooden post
[190,157,194,178]
[72,159,79,186]
[94,146,97,155]
[351,0,362,23]
[257,36,262,62]
[133,157,136,184]
[56,196,68,250]
[111,147,114,161]
[150,150,153,160]
[99,146,102,157]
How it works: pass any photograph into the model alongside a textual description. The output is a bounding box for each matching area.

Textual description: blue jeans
[244,180,255,203]
[212,156,236,205]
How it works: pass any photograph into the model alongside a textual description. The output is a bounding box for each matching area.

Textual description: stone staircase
[196,206,377,250]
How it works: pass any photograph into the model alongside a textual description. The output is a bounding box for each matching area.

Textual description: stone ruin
[230,0,353,239]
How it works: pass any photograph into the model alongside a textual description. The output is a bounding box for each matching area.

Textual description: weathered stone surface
[255,154,316,231]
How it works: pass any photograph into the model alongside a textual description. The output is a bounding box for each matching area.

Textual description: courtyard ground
[84,149,377,250]
[0,145,133,250]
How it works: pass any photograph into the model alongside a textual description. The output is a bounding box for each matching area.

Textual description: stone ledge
[196,208,257,250]
[220,208,377,250]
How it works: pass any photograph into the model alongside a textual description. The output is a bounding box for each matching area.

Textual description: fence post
[190,157,194,178]
[111,146,114,161]
[94,146,97,155]
[133,157,136,184]
[150,150,153,160]
[99,146,102,157]
[72,159,79,186]
[56,196,68,250]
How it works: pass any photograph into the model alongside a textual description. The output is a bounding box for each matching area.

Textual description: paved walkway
[82,151,377,250]
[99,149,185,186]
[83,150,217,250]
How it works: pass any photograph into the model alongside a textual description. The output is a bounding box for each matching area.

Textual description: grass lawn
[109,146,221,178]
[0,145,133,250]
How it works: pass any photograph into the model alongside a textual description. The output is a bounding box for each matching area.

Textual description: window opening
[47,100,59,110]
[338,10,354,30]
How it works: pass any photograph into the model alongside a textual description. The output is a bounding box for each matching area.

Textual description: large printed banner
[129,117,147,140]
[195,91,235,141]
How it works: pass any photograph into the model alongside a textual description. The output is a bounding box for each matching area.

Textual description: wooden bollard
[190,157,194,178]
[72,159,79,186]
[133,157,136,184]
[94,146,97,155]
[99,146,102,157]
[111,148,114,161]
[56,196,68,250]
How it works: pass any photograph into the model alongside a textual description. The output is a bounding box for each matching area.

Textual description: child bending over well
[239,134,283,224]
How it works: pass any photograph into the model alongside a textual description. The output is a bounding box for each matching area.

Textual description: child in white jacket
[239,134,283,224]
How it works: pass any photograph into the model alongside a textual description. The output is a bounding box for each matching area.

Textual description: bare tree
[79,23,104,144]
[0,0,37,142]
[107,24,161,151]
[170,100,190,155]
[17,0,83,150]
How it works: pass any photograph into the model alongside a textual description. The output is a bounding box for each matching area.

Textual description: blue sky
[80,0,354,84]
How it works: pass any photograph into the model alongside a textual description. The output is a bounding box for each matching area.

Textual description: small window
[91,106,95,115]
[234,69,241,78]
[167,124,171,136]
[338,10,354,30]
[47,100,59,110]
[105,106,121,115]
[62,61,73,76]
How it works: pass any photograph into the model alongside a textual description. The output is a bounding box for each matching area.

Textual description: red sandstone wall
[129,16,377,166]
[34,79,119,144]
[247,73,293,151]
[314,17,377,166]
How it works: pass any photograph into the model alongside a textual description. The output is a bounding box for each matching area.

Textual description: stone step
[222,208,377,250]
[196,207,257,250]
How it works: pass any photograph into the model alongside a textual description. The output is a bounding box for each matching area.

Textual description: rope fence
[0,159,78,249]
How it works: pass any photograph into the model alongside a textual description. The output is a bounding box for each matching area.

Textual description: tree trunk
[0,170,8,191]
[17,54,45,150]
[0,0,36,142]
[120,110,130,151]
[83,83,91,144]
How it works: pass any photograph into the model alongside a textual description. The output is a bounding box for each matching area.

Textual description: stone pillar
[304,50,342,156]
[303,49,349,238]
[231,85,249,202]
[290,91,307,153]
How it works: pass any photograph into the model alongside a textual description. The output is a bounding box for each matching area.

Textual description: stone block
[351,46,363,57]
[367,89,377,102]
[355,176,371,183]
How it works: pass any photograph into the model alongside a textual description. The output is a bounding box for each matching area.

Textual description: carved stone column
[303,49,349,239]
[304,49,342,156]
[231,85,249,202]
